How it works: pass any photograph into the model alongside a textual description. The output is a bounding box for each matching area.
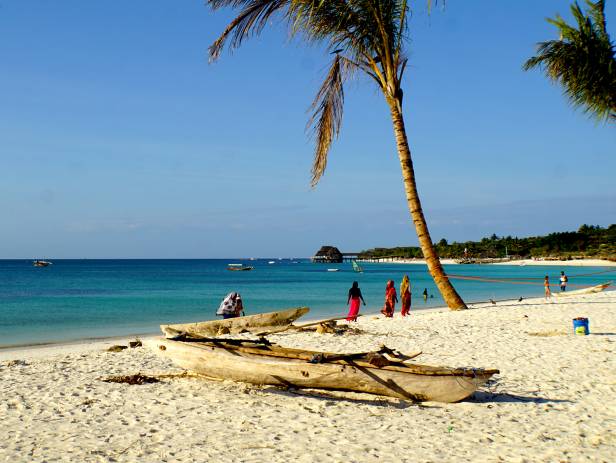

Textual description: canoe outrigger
[146,337,499,403]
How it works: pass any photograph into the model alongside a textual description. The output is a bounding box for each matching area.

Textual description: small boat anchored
[33,260,52,267]
[227,264,254,271]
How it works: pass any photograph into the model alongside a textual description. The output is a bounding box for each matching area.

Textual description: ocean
[0,259,613,348]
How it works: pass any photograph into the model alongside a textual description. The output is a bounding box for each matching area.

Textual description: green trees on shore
[205,1,467,310]
[359,224,616,261]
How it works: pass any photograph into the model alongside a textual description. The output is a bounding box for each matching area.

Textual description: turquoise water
[0,259,613,347]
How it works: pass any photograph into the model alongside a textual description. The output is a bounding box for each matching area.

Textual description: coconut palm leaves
[524,0,616,121]
[206,0,467,309]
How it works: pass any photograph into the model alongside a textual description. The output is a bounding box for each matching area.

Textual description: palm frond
[307,54,345,187]
[524,0,616,121]
[208,0,288,61]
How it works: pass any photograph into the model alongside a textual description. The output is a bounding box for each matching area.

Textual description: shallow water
[0,259,613,347]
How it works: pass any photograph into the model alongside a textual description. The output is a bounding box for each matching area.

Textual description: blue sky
[1,0,614,258]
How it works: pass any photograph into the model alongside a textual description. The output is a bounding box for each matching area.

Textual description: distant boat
[227,265,254,271]
[268,261,276,264]
[552,282,611,298]
[33,260,52,267]
[327,268,340,272]
[352,260,363,273]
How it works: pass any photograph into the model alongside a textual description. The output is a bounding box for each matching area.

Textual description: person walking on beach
[559,271,568,291]
[422,288,428,302]
[381,280,398,317]
[346,281,366,322]
[216,292,244,319]
[544,276,552,301]
[400,275,411,316]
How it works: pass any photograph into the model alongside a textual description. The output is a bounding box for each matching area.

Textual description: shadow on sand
[261,386,416,409]
[469,391,573,404]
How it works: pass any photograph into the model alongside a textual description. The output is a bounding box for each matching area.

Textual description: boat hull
[146,338,498,403]
[552,282,611,298]
[161,307,310,337]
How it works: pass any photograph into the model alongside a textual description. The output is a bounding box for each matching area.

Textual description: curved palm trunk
[387,98,467,310]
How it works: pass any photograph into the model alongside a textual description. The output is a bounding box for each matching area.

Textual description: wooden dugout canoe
[552,282,611,298]
[146,338,499,403]
[160,307,310,337]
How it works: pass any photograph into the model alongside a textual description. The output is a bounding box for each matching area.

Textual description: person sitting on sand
[400,275,411,316]
[544,276,551,301]
[216,292,244,319]
[559,271,568,292]
[346,281,366,322]
[380,280,398,318]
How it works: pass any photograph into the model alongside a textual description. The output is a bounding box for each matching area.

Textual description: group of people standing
[346,276,414,321]
[544,271,568,300]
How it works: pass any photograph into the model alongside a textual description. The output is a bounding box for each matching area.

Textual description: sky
[1,0,615,259]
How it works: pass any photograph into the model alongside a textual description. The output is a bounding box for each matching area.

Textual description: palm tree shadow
[469,391,573,404]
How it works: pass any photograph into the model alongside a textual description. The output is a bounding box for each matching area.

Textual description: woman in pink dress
[346,281,366,321]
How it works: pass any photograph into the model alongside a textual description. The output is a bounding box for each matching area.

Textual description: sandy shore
[1,293,615,462]
[383,258,616,267]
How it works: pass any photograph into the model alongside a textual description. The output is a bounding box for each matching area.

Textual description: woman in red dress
[380,280,398,317]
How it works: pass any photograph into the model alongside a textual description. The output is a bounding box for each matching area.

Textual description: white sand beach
[383,258,616,267]
[493,258,616,267]
[1,292,615,462]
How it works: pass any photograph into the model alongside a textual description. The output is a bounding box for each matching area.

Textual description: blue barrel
[573,318,589,335]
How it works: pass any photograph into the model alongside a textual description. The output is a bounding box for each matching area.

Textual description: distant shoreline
[366,258,616,267]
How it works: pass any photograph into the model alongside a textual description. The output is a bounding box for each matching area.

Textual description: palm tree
[206,0,467,310]
[524,0,616,121]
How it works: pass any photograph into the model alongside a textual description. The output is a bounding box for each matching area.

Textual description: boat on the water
[352,260,363,273]
[146,338,499,403]
[33,260,52,267]
[227,265,254,271]
[552,282,611,298]
[327,268,339,272]
[160,307,310,337]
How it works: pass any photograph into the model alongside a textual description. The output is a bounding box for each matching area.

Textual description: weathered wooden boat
[552,282,611,298]
[145,338,499,403]
[161,307,310,338]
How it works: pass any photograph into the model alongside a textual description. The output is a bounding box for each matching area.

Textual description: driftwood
[102,374,159,385]
[162,307,309,338]
[255,315,362,336]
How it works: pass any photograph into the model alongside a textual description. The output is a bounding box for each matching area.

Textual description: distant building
[311,246,343,263]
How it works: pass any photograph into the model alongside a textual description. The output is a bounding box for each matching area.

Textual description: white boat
[227,263,243,267]
[552,282,611,298]
[327,268,340,272]
[268,261,276,264]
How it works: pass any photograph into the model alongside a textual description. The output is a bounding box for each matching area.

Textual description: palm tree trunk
[387,97,467,310]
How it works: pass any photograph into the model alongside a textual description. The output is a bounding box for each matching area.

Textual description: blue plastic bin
[572,317,589,335]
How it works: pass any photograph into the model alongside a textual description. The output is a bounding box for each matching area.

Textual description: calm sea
[0,259,613,347]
